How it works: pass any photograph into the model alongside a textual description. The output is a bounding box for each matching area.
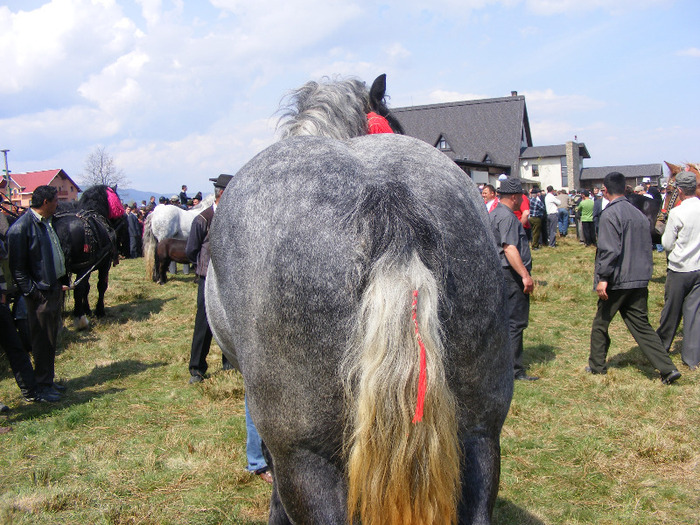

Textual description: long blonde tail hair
[342,183,461,525]
[142,213,157,281]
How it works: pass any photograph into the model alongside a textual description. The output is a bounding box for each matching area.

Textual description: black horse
[626,193,663,244]
[54,185,128,328]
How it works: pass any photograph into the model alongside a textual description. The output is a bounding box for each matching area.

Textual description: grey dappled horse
[206,76,513,525]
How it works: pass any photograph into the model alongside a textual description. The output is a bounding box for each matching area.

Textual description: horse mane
[78,185,125,219]
[277,77,370,140]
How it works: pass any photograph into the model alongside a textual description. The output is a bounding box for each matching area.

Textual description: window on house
[436,135,451,151]
[532,164,539,177]
[561,156,568,187]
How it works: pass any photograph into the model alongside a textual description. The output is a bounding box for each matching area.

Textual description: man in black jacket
[186,174,233,382]
[586,172,680,384]
[7,185,68,399]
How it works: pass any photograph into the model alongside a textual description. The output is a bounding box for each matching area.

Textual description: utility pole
[1,149,9,202]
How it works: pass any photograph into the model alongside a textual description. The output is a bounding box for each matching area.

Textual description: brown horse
[154,238,191,284]
[656,162,700,236]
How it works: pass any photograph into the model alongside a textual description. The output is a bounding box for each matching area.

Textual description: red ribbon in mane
[367,112,394,134]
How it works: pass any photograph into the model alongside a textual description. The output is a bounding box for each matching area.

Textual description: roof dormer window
[435,135,451,151]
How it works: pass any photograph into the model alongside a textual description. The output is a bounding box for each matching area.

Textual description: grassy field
[0,234,698,524]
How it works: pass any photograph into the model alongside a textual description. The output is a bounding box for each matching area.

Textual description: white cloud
[525,0,671,15]
[0,0,138,95]
[522,89,605,115]
[114,116,278,191]
[426,90,489,103]
[677,47,700,57]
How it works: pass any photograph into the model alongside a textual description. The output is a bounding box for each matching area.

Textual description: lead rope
[411,290,427,424]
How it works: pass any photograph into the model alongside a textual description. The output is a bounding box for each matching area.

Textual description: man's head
[675,171,698,198]
[602,172,626,198]
[30,185,59,217]
[592,187,600,196]
[582,189,590,198]
[497,178,524,210]
[547,185,554,193]
[634,185,645,195]
[481,184,496,202]
[182,185,187,191]
[210,174,234,203]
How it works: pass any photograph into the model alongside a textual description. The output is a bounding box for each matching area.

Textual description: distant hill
[116,189,170,206]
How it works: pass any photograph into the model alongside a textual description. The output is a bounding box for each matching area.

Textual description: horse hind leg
[95,265,110,317]
[457,434,502,525]
[269,449,347,525]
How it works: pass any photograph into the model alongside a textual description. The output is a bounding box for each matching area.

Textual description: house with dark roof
[10,169,81,208]
[394,91,662,192]
[393,93,532,186]
[580,164,663,189]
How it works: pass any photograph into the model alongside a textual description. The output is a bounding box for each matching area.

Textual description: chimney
[511,91,518,96]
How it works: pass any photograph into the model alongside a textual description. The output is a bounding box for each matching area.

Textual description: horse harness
[55,209,118,286]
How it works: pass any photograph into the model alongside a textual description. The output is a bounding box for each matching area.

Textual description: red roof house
[9,169,81,208]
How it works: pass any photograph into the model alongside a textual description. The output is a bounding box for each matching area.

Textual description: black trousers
[189,277,230,376]
[504,267,530,376]
[657,269,700,369]
[24,286,64,387]
[582,221,596,246]
[588,287,676,375]
[0,302,37,396]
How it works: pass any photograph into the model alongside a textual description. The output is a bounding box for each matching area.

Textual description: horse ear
[369,74,387,111]
[664,161,680,175]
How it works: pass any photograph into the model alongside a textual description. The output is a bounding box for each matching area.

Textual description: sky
[1,0,699,195]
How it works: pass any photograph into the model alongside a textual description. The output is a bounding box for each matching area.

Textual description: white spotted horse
[206,75,513,525]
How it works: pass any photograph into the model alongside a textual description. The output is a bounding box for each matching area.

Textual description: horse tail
[143,213,158,282]
[343,182,460,525]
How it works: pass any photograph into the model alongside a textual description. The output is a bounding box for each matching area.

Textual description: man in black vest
[186,174,233,382]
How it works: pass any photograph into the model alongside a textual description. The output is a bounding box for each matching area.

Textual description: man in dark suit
[186,174,233,382]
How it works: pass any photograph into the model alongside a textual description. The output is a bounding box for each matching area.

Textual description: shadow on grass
[525,344,557,366]
[103,297,174,324]
[494,498,546,524]
[5,359,167,421]
[607,347,661,379]
[650,275,667,284]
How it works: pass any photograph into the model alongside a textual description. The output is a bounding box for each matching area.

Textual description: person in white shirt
[544,186,561,247]
[657,171,700,370]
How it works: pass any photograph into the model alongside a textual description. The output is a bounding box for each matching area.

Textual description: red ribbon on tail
[411,290,428,424]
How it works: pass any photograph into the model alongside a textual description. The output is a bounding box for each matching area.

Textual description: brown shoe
[258,471,273,484]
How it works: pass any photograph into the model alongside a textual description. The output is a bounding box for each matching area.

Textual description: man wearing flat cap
[490,177,539,381]
[657,170,700,370]
[187,174,234,383]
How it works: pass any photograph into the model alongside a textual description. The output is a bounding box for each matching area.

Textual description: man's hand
[522,274,534,295]
[596,281,608,300]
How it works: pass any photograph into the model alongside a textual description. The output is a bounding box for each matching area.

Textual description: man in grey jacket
[586,172,681,384]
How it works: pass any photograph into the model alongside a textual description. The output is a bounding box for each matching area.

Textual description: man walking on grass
[586,172,681,384]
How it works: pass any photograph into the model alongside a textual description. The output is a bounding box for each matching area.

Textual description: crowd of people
[482,171,698,384]
[0,178,273,483]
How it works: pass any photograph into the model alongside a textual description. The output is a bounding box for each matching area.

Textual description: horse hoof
[74,316,90,331]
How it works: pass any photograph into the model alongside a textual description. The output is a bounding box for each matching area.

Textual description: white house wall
[519,157,567,190]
